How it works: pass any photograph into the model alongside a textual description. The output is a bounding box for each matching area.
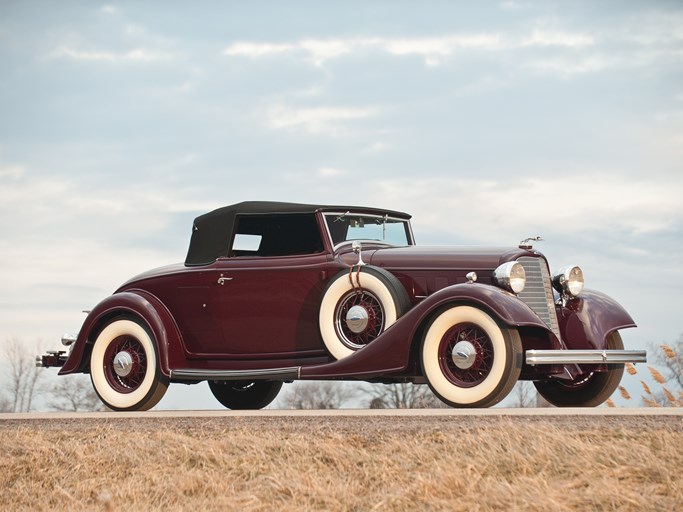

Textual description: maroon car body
[40,201,646,410]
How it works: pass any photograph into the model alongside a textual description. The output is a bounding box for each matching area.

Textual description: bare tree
[0,393,12,413]
[279,381,358,409]
[509,381,536,408]
[47,375,104,412]
[1,338,46,412]
[363,383,446,409]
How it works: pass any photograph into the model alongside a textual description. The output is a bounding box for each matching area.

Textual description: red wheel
[102,334,148,394]
[437,323,496,388]
[334,289,385,350]
[421,306,522,408]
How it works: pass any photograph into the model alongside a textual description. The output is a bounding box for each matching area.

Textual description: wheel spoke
[103,335,147,394]
[335,290,385,349]
[438,323,495,388]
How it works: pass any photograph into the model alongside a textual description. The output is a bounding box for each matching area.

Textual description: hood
[367,245,535,271]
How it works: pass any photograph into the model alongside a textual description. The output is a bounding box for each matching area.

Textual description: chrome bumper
[36,350,68,368]
[526,349,647,366]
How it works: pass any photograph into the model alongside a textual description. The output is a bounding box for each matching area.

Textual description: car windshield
[324,213,412,247]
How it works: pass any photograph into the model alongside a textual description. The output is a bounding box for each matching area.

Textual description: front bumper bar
[526,349,647,366]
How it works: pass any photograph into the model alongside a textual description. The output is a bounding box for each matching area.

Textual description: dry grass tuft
[648,366,666,385]
[661,344,677,360]
[625,363,638,376]
[619,386,632,400]
[662,388,679,406]
[0,415,682,512]
[641,380,653,396]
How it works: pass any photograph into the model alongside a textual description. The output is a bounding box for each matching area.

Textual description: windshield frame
[322,211,415,250]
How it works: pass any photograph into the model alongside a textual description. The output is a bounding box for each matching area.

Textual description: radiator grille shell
[517,256,561,341]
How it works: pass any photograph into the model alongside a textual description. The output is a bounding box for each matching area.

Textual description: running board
[171,367,300,381]
[526,349,647,366]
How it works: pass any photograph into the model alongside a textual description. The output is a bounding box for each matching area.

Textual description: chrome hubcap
[345,305,369,333]
[113,351,134,377]
[451,341,477,370]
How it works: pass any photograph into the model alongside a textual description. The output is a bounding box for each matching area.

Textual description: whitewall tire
[319,266,410,360]
[90,318,168,411]
[421,306,522,408]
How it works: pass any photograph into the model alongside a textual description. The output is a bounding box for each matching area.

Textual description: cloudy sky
[1,1,681,408]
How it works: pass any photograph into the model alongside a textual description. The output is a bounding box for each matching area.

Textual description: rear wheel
[90,318,168,411]
[208,380,282,410]
[534,332,625,407]
[421,305,522,408]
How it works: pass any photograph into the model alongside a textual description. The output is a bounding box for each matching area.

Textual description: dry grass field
[1,413,681,511]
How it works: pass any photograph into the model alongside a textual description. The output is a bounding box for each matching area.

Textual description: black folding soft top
[184,201,411,266]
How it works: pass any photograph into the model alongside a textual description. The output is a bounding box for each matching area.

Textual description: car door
[208,253,330,358]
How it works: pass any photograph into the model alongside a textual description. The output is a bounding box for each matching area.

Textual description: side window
[231,213,324,257]
[232,234,262,253]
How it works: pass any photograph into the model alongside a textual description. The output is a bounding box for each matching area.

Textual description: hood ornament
[519,236,543,250]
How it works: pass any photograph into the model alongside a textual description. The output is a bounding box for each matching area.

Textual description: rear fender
[558,289,636,350]
[58,290,182,377]
[301,282,554,379]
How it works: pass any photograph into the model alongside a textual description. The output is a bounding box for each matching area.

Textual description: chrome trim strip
[171,367,300,381]
[526,349,647,365]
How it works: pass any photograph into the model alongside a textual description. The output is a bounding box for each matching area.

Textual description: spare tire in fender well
[319,265,411,360]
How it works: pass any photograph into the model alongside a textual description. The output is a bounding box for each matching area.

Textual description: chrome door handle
[217,276,233,285]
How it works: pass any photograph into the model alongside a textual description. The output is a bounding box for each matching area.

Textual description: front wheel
[534,332,625,407]
[208,380,283,410]
[90,317,169,411]
[421,305,522,408]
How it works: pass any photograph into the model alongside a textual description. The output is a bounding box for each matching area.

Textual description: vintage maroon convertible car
[39,201,646,411]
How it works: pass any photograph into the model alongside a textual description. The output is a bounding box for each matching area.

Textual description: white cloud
[50,45,170,63]
[223,30,598,68]
[370,175,683,242]
[362,142,390,153]
[318,167,343,177]
[299,39,354,66]
[525,55,609,75]
[0,164,26,179]
[224,35,505,67]
[499,1,526,11]
[223,42,295,58]
[523,28,594,48]
[266,105,379,134]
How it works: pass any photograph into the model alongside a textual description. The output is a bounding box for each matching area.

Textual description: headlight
[493,261,526,294]
[552,265,584,297]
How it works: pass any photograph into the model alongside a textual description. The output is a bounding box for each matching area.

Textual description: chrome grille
[517,257,561,341]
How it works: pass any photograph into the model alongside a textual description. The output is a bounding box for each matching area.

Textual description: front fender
[558,289,637,350]
[58,290,181,377]
[302,282,553,379]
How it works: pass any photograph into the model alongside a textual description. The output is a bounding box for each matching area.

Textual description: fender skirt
[58,290,180,377]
